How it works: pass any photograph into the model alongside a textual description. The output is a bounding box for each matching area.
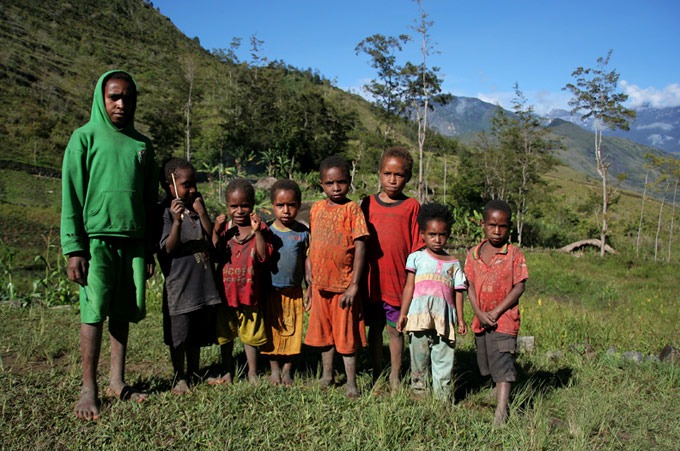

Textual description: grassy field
[1,252,678,450]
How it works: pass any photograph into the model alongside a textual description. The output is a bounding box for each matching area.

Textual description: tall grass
[1,252,679,449]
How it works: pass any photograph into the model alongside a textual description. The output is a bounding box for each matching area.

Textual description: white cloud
[637,122,674,132]
[475,90,571,116]
[620,81,680,108]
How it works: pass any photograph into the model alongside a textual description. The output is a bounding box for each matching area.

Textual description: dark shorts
[475,330,517,383]
[163,306,217,349]
[364,300,401,328]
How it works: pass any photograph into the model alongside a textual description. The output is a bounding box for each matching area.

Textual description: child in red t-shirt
[304,155,369,399]
[465,199,528,425]
[212,178,272,384]
[361,147,423,391]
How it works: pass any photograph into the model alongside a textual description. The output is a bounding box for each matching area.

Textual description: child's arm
[467,279,497,329]
[193,194,213,239]
[455,290,467,335]
[67,253,89,286]
[339,237,366,308]
[250,212,268,261]
[212,214,228,247]
[486,281,526,324]
[164,199,185,254]
[303,255,313,311]
[396,271,416,332]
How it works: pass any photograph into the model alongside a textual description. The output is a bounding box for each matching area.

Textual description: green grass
[1,252,678,449]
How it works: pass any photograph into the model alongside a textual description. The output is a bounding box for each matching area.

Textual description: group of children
[62,71,528,426]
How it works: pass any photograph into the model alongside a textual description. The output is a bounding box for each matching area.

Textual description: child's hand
[214,214,227,234]
[457,321,468,335]
[250,212,261,230]
[170,198,184,222]
[67,254,89,286]
[304,289,312,312]
[339,283,358,308]
[477,311,497,329]
[396,314,407,333]
[192,194,206,215]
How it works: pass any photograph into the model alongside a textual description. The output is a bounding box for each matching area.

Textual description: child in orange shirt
[304,156,369,398]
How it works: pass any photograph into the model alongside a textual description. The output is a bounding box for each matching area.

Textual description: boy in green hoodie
[61,70,157,420]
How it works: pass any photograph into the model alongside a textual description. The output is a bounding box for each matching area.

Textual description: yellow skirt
[260,286,304,356]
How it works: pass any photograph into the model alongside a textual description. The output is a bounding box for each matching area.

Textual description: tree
[355,33,410,138]
[563,50,636,256]
[401,0,450,202]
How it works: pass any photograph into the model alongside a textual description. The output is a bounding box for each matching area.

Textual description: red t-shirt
[464,241,528,335]
[219,221,272,308]
[309,200,369,293]
[361,195,423,307]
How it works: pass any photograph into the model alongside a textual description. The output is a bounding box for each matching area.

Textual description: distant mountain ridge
[428,96,674,193]
[544,106,680,155]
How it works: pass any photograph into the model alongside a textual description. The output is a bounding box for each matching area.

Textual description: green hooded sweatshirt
[61,70,158,255]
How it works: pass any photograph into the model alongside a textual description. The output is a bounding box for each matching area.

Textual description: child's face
[227,189,253,226]
[421,219,450,255]
[320,166,350,204]
[481,209,511,247]
[104,78,136,127]
[169,168,197,204]
[272,189,300,228]
[380,157,409,200]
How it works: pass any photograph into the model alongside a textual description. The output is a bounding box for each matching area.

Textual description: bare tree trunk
[443,159,447,204]
[594,126,608,257]
[655,180,670,262]
[667,179,678,262]
[636,168,649,257]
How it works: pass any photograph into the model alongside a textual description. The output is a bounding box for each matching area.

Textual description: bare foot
[248,374,259,385]
[172,379,191,395]
[282,374,294,387]
[74,388,100,421]
[319,376,334,389]
[268,374,281,385]
[494,406,508,426]
[107,384,148,403]
[345,385,360,400]
[389,373,400,393]
[207,373,233,385]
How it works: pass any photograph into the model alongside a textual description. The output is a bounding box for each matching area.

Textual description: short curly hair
[160,157,194,194]
[417,202,454,233]
[226,178,255,205]
[319,155,351,180]
[270,179,302,204]
[380,146,413,182]
[482,199,513,222]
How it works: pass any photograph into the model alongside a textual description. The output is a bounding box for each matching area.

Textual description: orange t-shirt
[309,200,369,293]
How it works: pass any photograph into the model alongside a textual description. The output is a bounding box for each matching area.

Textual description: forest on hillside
[1,0,678,258]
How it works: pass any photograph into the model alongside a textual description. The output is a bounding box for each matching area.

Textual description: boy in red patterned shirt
[465,199,528,425]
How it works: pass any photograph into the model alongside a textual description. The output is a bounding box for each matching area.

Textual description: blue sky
[153,0,680,114]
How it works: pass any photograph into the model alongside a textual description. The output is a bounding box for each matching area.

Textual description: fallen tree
[558,239,618,254]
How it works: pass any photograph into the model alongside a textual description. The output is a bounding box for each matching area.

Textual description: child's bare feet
[74,387,100,420]
[319,375,334,388]
[389,372,400,393]
[172,379,191,395]
[268,374,281,385]
[106,383,148,403]
[281,373,294,387]
[345,384,360,400]
[494,406,508,426]
[248,373,259,384]
[207,373,233,385]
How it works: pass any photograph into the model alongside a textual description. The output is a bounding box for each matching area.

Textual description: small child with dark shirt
[304,155,369,398]
[157,158,222,394]
[396,202,467,401]
[260,179,310,386]
[464,199,528,425]
[212,178,272,384]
